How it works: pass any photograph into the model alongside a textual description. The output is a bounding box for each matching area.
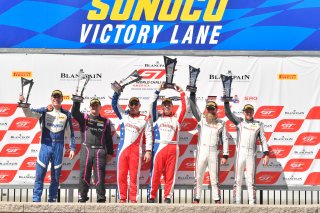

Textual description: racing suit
[112,92,152,202]
[189,93,229,202]
[224,102,269,204]
[71,102,114,202]
[148,90,186,200]
[22,106,75,202]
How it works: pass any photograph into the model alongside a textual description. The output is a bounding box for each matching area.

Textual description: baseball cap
[162,97,172,104]
[206,101,217,109]
[243,104,254,111]
[90,98,101,106]
[51,90,63,97]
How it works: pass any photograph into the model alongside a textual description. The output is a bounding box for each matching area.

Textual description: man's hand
[263,155,269,166]
[221,158,227,165]
[143,152,152,163]
[19,94,25,102]
[159,82,165,91]
[106,154,113,163]
[175,84,183,93]
[69,150,75,160]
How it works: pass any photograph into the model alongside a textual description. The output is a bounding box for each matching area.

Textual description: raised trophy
[72,69,91,102]
[186,66,200,93]
[163,56,177,89]
[18,77,34,108]
[111,70,142,94]
[221,70,233,102]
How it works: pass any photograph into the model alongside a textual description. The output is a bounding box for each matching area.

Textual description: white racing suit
[224,102,269,205]
[189,93,229,202]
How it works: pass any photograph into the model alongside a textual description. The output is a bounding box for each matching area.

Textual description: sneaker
[148,198,155,203]
[48,198,56,203]
[164,198,171,204]
[119,199,126,203]
[215,200,221,204]
[193,199,200,204]
[78,197,89,203]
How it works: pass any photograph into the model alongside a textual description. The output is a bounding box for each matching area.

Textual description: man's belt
[83,144,105,149]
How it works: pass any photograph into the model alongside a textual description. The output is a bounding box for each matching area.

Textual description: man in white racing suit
[189,92,229,204]
[224,102,269,205]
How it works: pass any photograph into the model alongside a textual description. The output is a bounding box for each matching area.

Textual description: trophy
[221,70,233,102]
[72,69,91,102]
[18,77,34,108]
[111,70,142,94]
[186,66,200,93]
[163,56,177,89]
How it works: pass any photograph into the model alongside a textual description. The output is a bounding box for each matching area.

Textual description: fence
[1,185,320,205]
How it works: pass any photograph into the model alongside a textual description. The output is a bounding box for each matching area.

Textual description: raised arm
[175,85,186,123]
[71,101,84,124]
[189,92,201,122]
[111,92,125,119]
[150,88,160,123]
[22,107,44,119]
[224,102,242,125]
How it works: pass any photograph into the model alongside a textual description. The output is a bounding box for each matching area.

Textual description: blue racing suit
[23,106,75,202]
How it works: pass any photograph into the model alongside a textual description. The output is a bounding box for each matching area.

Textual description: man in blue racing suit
[19,90,75,202]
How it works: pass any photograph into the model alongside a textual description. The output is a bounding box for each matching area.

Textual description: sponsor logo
[12,71,32,78]
[9,134,31,142]
[293,148,314,156]
[305,172,320,185]
[0,144,29,157]
[274,119,304,132]
[0,122,8,127]
[9,117,38,130]
[0,104,17,117]
[264,161,282,169]
[272,135,294,142]
[284,110,304,116]
[256,172,281,184]
[0,170,17,183]
[295,133,320,146]
[278,74,298,80]
[254,106,283,119]
[105,170,117,184]
[18,173,35,179]
[209,74,251,82]
[283,175,303,181]
[284,159,313,172]
[60,73,102,81]
[177,174,194,180]
[306,106,320,119]
[101,105,126,118]
[0,160,18,167]
[138,69,166,79]
[244,96,258,101]
[19,157,37,170]
[226,120,236,132]
[268,145,292,158]
[180,118,197,131]
[178,158,195,171]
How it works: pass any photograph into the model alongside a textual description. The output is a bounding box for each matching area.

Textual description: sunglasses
[130,101,139,106]
[52,95,62,99]
[206,107,216,110]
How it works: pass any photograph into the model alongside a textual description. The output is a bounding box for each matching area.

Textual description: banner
[0,54,319,187]
[0,0,319,50]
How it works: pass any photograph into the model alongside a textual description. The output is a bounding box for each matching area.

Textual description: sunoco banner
[0,0,319,50]
[0,54,320,187]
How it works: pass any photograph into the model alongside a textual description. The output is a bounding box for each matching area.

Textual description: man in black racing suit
[72,98,114,203]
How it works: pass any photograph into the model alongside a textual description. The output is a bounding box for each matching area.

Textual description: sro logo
[255,106,283,119]
[137,69,166,79]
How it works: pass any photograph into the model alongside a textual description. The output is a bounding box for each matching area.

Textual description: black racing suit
[72,102,114,202]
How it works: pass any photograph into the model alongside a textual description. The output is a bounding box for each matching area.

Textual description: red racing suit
[148,90,186,200]
[112,92,152,202]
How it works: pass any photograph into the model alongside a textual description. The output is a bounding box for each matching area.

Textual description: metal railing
[1,185,320,205]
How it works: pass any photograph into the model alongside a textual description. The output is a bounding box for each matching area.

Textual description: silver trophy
[186,66,200,93]
[111,70,142,94]
[163,56,177,89]
[72,69,91,102]
[18,77,34,108]
[221,70,233,102]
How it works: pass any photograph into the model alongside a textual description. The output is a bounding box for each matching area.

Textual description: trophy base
[222,96,233,102]
[72,95,84,103]
[164,83,175,89]
[17,102,30,108]
[111,82,123,94]
[186,85,197,93]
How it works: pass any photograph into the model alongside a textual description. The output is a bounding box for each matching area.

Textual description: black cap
[90,98,101,106]
[51,90,63,97]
